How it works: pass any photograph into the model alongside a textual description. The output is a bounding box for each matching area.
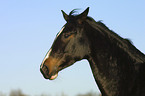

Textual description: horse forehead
[56,24,75,38]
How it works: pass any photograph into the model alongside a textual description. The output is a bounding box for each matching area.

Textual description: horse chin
[49,73,58,80]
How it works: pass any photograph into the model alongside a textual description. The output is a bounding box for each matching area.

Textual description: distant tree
[9,89,28,96]
[76,91,100,96]
[39,94,51,96]
[61,92,68,96]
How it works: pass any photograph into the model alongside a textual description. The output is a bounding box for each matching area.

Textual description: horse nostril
[40,65,50,79]
[41,65,49,73]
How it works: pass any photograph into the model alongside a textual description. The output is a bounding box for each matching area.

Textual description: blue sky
[0,0,145,96]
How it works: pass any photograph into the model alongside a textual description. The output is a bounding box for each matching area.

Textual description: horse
[40,7,145,96]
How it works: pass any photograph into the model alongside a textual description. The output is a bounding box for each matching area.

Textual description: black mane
[85,16,145,63]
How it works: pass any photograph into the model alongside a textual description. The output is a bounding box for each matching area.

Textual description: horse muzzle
[40,64,58,80]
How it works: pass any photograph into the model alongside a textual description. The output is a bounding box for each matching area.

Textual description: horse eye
[64,33,70,38]
[64,31,77,38]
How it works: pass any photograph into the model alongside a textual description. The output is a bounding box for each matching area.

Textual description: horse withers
[40,7,145,96]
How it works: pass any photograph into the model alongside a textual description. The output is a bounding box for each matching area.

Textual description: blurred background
[0,0,145,96]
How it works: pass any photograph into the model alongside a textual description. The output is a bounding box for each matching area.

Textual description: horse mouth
[41,70,58,80]
[40,65,58,80]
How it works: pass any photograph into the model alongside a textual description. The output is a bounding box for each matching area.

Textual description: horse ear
[61,10,69,21]
[77,7,89,24]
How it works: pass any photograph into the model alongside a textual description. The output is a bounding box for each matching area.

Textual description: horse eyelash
[64,31,77,38]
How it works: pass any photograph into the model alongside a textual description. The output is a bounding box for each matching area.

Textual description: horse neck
[84,20,145,96]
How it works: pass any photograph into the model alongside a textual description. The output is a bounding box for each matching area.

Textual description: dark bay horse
[40,7,145,96]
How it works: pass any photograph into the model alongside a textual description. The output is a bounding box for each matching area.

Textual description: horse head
[40,7,90,80]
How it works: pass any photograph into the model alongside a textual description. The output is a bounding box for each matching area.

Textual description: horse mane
[85,16,145,63]
[86,16,125,44]
[86,16,124,41]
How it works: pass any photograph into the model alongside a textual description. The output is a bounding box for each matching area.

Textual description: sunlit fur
[40,8,145,96]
